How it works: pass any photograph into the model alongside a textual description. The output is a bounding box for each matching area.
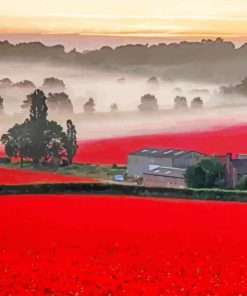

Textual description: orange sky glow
[1,0,247,41]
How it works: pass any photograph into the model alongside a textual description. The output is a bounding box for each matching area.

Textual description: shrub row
[0,183,247,202]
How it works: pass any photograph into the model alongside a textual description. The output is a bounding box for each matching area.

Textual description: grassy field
[1,161,127,181]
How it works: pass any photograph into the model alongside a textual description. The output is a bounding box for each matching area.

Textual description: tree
[66,119,78,165]
[47,92,73,113]
[110,103,118,112]
[13,80,36,89]
[174,96,188,109]
[0,78,12,88]
[191,97,203,108]
[1,120,31,167]
[185,157,224,188]
[2,89,77,168]
[0,96,4,113]
[147,76,159,85]
[138,94,158,112]
[42,77,66,93]
[29,89,48,121]
[84,98,95,113]
[147,77,159,90]
[21,94,32,110]
[236,176,247,190]
[27,119,67,167]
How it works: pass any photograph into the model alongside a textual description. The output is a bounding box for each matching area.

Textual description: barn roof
[129,147,202,159]
[143,166,186,178]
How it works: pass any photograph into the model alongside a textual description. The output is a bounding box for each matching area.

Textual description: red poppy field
[0,124,247,295]
[74,124,247,164]
[0,194,247,295]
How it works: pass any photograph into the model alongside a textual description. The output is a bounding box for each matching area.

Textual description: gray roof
[129,147,201,159]
[143,166,186,178]
[232,159,247,174]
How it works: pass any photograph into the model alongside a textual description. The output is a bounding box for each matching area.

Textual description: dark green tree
[29,89,48,121]
[0,96,4,113]
[185,156,224,188]
[236,176,247,190]
[66,119,78,165]
[1,120,31,167]
[2,89,77,168]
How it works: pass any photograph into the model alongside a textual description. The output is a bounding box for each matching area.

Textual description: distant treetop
[42,77,66,92]
[13,80,36,89]
[84,98,96,113]
[191,97,203,108]
[174,96,188,109]
[138,94,159,112]
[147,76,159,85]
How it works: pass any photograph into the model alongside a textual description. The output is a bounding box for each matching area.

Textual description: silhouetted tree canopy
[0,38,246,82]
[219,76,247,97]
[191,97,203,108]
[84,98,96,113]
[0,78,12,88]
[42,77,66,92]
[147,76,159,85]
[2,89,78,168]
[138,94,159,112]
[66,119,78,165]
[13,80,36,89]
[1,120,31,167]
[21,91,73,113]
[29,89,48,121]
[174,96,188,109]
[47,92,73,113]
[0,96,4,113]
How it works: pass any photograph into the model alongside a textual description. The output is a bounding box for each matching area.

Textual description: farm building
[143,166,187,188]
[127,147,205,177]
[128,147,247,189]
[217,153,247,188]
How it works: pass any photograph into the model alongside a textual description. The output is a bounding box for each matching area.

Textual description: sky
[1,0,247,40]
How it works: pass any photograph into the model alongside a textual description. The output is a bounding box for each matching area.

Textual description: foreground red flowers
[0,194,247,295]
[0,167,97,184]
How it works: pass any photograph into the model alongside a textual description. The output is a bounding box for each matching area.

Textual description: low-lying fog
[1,61,247,140]
[0,61,218,114]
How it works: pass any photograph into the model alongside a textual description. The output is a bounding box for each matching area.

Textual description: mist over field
[0,60,220,115]
[1,38,247,140]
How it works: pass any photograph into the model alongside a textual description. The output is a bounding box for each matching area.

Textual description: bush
[185,156,224,188]
[236,176,247,190]
[0,157,11,164]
